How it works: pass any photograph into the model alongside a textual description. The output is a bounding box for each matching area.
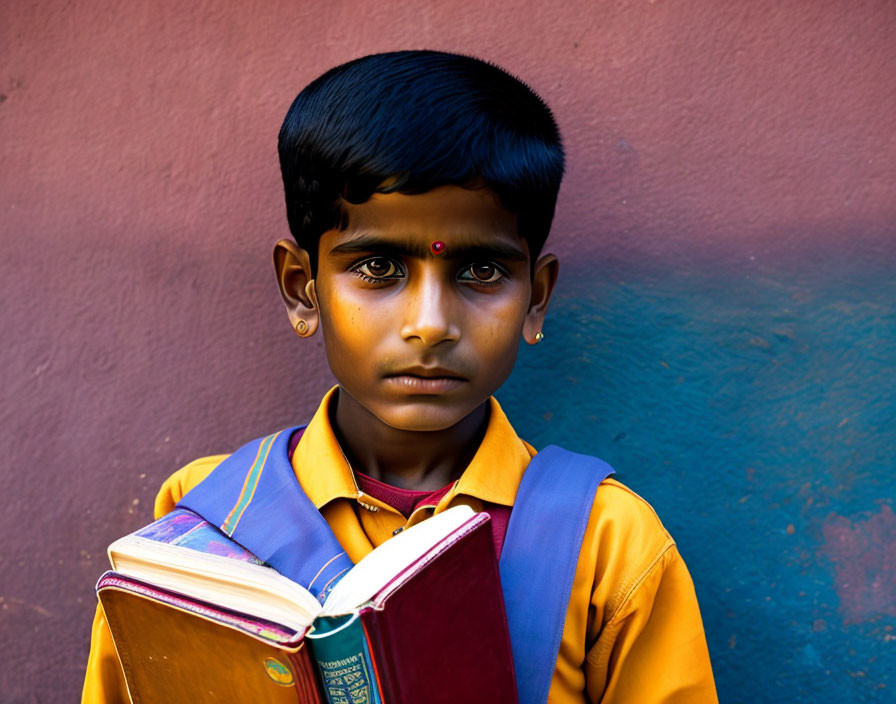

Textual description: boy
[83,51,717,702]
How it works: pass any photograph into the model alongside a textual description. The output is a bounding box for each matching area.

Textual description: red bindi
[430,240,446,256]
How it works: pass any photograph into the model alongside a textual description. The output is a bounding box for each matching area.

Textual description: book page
[320,505,475,615]
[109,533,322,630]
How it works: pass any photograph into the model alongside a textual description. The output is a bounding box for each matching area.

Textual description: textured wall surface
[2,1,894,701]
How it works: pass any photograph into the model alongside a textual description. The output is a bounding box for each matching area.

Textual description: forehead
[321,185,523,252]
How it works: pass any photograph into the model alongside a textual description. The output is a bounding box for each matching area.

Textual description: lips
[383,366,468,393]
[387,366,467,380]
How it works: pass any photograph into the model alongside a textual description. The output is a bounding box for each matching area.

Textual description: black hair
[278,50,565,269]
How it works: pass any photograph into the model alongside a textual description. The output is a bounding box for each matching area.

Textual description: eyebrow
[328,234,529,262]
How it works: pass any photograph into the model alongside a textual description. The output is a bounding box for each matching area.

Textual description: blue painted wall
[502,254,896,702]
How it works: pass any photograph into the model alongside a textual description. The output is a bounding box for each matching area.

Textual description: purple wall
[2,1,894,701]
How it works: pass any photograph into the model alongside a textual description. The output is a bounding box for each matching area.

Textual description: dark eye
[459,263,505,284]
[355,257,401,280]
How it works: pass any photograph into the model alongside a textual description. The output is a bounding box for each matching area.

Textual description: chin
[376,401,477,433]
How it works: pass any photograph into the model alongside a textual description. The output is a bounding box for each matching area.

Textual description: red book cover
[359,514,517,703]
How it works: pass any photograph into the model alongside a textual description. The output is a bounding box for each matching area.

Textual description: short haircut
[278,50,565,269]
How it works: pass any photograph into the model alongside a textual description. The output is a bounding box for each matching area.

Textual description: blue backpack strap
[498,445,614,704]
[177,427,354,602]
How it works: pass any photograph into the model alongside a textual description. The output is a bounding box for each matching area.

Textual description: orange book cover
[98,574,323,703]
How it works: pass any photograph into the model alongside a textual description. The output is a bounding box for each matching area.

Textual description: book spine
[361,607,402,701]
[288,646,327,704]
[307,613,383,704]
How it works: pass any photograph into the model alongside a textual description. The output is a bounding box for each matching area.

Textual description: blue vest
[178,427,613,704]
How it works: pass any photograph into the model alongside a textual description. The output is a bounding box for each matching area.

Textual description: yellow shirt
[83,390,717,703]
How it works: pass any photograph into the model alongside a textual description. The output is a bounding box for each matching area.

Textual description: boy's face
[277,185,557,433]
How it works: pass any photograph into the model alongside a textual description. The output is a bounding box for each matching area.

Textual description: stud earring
[294,320,309,337]
[534,331,544,343]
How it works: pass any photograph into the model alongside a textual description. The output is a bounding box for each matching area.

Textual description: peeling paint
[821,505,896,625]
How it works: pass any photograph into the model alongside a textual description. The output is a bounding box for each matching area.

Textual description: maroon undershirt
[288,428,510,555]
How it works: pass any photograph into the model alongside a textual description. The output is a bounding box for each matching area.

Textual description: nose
[400,269,460,347]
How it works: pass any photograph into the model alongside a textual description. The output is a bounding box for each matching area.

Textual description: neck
[330,388,489,491]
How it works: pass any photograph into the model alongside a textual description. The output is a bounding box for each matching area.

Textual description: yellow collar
[291,387,534,509]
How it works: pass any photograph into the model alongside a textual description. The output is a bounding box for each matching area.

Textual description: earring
[534,331,544,343]
[294,320,309,337]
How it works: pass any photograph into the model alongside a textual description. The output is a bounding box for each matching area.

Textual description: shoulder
[582,477,678,623]
[153,454,230,519]
[592,477,674,554]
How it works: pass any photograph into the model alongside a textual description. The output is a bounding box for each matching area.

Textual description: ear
[522,253,559,345]
[273,239,319,337]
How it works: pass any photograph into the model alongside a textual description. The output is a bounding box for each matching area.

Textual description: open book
[98,506,517,703]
